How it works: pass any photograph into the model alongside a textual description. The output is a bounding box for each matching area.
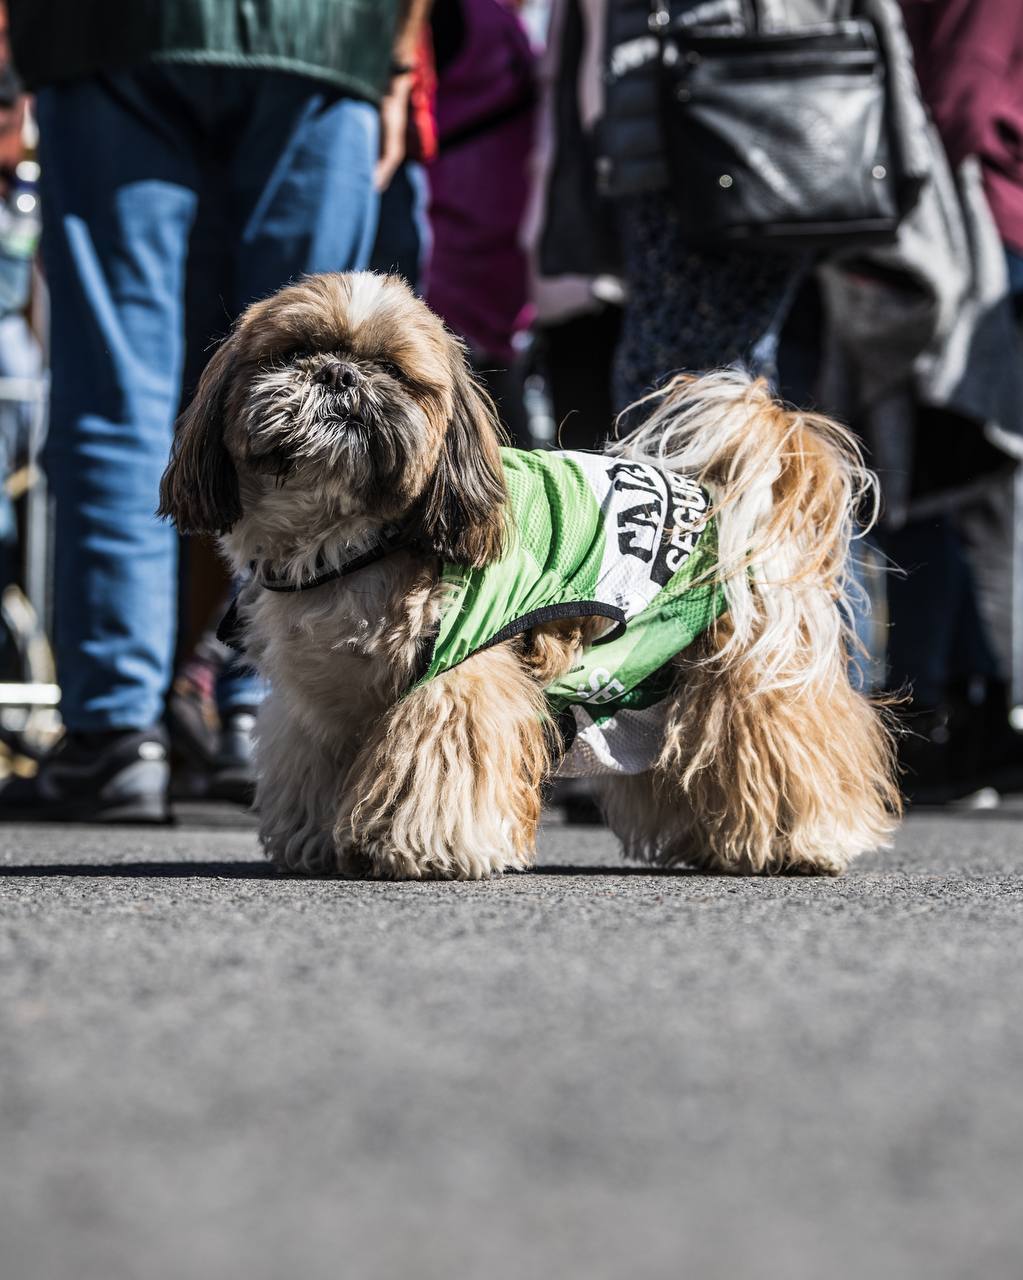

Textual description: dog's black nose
[314,361,359,391]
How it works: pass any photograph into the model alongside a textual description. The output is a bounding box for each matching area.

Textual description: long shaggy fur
[159,272,899,880]
[342,644,552,879]
[602,372,900,873]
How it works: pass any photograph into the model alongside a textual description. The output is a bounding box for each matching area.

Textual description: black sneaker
[206,708,257,806]
[897,702,999,809]
[0,726,171,823]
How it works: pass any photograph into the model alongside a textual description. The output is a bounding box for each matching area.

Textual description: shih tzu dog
[159,271,899,880]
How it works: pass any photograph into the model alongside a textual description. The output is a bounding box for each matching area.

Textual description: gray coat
[819,148,1023,526]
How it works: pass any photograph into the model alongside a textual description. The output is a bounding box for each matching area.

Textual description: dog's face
[158,272,506,566]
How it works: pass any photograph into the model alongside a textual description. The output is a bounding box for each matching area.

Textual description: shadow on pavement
[0,860,276,879]
[0,860,702,880]
[531,864,701,877]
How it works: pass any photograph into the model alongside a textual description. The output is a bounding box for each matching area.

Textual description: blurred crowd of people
[0,0,1020,820]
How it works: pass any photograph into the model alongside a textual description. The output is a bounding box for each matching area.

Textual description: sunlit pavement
[2,802,1022,1280]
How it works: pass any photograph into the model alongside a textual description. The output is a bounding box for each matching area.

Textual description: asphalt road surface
[2,802,1022,1280]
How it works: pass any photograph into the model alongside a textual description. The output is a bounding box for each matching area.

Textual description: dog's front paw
[363,838,532,881]
[773,852,848,877]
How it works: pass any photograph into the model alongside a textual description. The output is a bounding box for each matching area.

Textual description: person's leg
[953,479,1014,687]
[1003,248,1023,722]
[878,515,1000,801]
[0,73,201,819]
[470,356,531,447]
[538,306,623,450]
[369,160,432,293]
[213,76,381,720]
[1005,248,1023,310]
[35,74,197,733]
[613,191,798,413]
[228,74,380,310]
[881,516,969,708]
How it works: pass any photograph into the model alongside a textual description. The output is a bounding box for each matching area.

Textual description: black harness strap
[256,526,413,593]
[216,526,414,651]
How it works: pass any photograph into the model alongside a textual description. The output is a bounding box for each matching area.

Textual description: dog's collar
[252,523,414,594]
[217,524,414,651]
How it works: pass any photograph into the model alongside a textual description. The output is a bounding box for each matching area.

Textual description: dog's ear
[419,356,507,568]
[158,335,242,536]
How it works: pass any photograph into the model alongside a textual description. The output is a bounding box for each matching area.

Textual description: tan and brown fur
[160,271,899,880]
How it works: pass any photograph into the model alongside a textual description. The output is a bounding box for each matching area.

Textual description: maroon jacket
[902,0,1023,252]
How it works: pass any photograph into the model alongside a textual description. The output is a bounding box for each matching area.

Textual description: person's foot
[207,708,258,806]
[166,671,219,770]
[0,726,171,823]
[897,702,1000,809]
[973,680,1023,797]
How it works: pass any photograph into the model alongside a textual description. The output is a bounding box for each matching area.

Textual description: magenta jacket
[902,0,1023,252]
[425,0,537,361]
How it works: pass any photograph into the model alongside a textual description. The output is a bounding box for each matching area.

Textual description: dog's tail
[611,368,875,696]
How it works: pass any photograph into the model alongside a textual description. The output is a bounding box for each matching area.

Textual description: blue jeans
[369,160,432,293]
[36,67,379,730]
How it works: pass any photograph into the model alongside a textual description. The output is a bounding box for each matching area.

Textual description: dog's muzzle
[313,360,359,393]
[313,360,365,426]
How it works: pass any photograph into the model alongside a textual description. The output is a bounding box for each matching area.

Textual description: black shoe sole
[0,793,172,824]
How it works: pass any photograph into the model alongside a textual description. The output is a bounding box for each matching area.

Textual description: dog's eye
[290,346,317,363]
[378,360,405,381]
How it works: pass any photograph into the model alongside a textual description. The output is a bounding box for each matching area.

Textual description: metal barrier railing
[0,369,55,722]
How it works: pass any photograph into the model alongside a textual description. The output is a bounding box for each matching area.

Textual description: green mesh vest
[419,448,726,776]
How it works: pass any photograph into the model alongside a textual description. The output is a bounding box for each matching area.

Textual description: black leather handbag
[652,2,920,250]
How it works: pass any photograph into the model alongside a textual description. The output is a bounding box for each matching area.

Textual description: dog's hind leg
[598,769,699,869]
[338,643,551,880]
[613,370,900,874]
[637,634,899,876]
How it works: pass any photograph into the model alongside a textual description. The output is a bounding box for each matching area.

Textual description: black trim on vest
[483,601,627,652]
[411,600,628,688]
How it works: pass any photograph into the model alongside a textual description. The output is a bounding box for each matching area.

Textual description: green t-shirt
[9,0,398,100]
[420,448,726,776]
